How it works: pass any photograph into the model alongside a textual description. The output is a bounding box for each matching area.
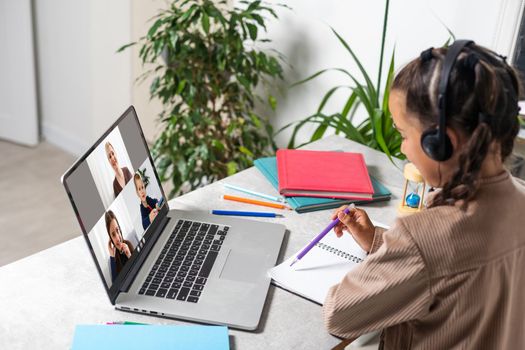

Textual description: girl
[105,210,134,282]
[324,41,525,349]
[133,173,161,230]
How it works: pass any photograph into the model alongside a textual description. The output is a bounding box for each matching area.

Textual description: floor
[0,140,79,266]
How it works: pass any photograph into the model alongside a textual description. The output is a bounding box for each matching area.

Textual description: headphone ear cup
[421,128,453,161]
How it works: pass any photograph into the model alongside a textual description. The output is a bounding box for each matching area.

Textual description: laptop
[61,106,286,330]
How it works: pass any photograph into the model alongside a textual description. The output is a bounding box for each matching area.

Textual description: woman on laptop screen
[105,141,132,198]
[105,210,134,282]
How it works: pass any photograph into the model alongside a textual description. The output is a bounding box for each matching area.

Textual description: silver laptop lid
[61,106,169,303]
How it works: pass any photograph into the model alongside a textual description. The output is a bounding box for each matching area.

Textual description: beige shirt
[323,171,525,349]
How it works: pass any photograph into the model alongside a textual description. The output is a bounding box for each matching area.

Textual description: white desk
[0,136,405,349]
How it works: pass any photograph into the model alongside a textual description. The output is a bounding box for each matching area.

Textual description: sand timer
[398,163,426,215]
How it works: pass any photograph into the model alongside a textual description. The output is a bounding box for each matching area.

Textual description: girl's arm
[323,220,430,339]
[369,226,388,254]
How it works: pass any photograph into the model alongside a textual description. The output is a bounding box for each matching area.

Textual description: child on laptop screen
[324,41,525,349]
[133,173,161,230]
[105,210,135,282]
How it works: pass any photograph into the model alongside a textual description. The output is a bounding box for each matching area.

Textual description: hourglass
[398,163,426,215]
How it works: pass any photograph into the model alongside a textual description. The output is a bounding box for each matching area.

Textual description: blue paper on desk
[71,325,229,350]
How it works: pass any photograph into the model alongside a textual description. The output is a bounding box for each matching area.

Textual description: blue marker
[211,210,284,218]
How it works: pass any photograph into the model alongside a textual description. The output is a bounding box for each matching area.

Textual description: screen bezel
[61,105,169,304]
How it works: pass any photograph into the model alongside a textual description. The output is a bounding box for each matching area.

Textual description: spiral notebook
[269,220,388,304]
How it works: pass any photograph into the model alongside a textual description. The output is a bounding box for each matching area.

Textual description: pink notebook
[276,149,374,199]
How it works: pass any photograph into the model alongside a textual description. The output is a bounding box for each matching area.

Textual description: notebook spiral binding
[316,242,364,263]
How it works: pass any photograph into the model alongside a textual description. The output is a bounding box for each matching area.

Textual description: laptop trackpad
[219,250,267,283]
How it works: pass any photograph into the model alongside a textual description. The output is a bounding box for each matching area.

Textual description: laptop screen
[62,107,166,292]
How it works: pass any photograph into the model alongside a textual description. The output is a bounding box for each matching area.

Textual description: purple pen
[290,204,355,267]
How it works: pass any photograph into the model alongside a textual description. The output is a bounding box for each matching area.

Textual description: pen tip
[276,214,285,218]
[290,259,297,267]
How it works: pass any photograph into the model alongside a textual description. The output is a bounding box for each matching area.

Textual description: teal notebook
[254,157,391,213]
[71,325,229,350]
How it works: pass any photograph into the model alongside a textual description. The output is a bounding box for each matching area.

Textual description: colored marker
[290,204,355,267]
[211,210,284,218]
[223,194,291,210]
[106,321,147,325]
[224,183,285,203]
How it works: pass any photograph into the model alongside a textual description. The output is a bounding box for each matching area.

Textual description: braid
[428,123,492,208]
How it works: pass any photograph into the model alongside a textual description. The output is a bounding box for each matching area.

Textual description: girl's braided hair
[392,43,522,208]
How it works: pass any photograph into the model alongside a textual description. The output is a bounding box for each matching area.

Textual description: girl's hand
[149,208,158,222]
[331,205,375,252]
[119,242,132,258]
[107,240,116,257]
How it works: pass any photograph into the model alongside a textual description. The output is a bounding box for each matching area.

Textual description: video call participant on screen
[105,141,132,198]
[105,210,134,282]
[133,173,160,230]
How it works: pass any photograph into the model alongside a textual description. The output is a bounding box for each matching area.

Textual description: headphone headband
[420,40,475,161]
[437,40,474,154]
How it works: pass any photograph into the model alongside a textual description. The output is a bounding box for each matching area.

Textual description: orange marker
[223,194,291,210]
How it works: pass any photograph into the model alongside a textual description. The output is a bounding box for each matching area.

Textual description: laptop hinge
[119,216,171,293]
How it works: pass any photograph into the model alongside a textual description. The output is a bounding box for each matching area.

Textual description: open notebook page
[269,220,388,304]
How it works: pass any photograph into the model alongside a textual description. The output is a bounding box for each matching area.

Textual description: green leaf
[282,113,333,148]
[268,95,277,110]
[251,14,266,29]
[227,161,237,176]
[169,31,178,49]
[341,91,358,118]
[290,68,332,88]
[179,5,197,23]
[382,48,396,113]
[147,19,164,39]
[376,0,390,96]
[249,113,261,127]
[176,80,186,94]
[317,85,351,113]
[371,108,391,157]
[150,77,160,95]
[351,85,374,118]
[239,146,254,157]
[237,75,251,90]
[116,42,136,53]
[246,23,258,40]
[311,122,328,142]
[202,12,210,33]
[246,0,261,12]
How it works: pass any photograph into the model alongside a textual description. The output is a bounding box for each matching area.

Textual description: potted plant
[120,0,285,196]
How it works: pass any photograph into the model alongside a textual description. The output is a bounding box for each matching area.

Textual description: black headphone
[420,39,474,161]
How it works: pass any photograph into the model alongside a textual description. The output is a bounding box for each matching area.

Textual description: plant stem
[376,0,390,102]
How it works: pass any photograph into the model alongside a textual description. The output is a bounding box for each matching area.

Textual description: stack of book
[254,149,391,213]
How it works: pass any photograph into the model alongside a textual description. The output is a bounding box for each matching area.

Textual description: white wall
[35,0,132,156]
[0,0,39,146]
[130,0,167,144]
[259,0,524,147]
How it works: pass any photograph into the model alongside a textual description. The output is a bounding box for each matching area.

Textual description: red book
[276,149,374,199]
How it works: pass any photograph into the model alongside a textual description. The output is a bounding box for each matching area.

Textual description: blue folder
[71,325,229,350]
[254,157,391,213]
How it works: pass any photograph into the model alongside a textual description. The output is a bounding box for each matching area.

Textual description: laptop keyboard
[139,219,229,303]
